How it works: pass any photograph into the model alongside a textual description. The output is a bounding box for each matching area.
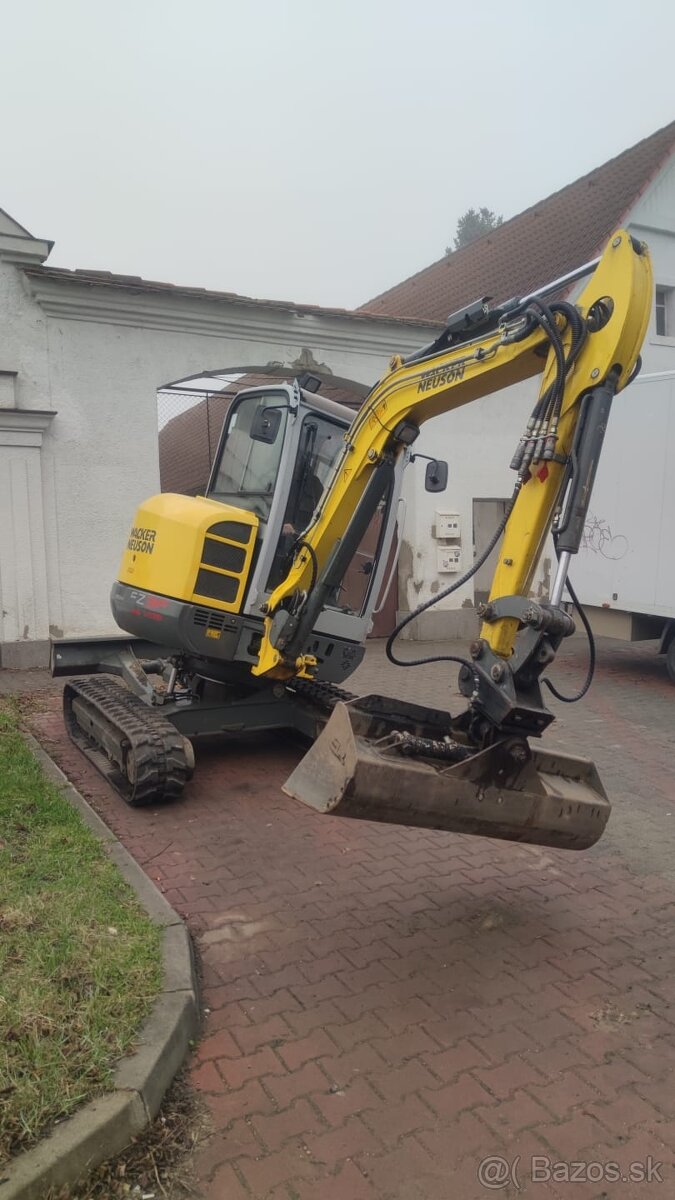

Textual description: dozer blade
[283,699,610,851]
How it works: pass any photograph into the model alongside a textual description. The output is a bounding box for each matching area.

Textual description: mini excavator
[52,231,652,850]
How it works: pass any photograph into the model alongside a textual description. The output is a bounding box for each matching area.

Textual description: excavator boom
[255,231,652,678]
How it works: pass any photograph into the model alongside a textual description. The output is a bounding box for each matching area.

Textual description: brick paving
[16,635,675,1198]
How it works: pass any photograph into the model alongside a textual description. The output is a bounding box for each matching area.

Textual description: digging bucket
[283,698,610,851]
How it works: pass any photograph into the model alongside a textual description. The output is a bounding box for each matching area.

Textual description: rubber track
[63,677,192,807]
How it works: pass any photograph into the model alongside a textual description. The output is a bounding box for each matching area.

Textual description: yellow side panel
[118,493,258,613]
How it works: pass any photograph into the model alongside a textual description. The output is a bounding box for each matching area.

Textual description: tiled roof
[360,121,675,322]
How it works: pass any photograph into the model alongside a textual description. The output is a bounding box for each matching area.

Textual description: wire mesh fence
[158,384,237,495]
[157,372,364,496]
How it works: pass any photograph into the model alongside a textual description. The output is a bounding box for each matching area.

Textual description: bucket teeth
[283,698,610,851]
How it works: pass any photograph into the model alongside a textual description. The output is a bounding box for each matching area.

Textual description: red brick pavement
[22,638,675,1198]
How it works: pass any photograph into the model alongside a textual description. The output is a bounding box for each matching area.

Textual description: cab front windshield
[208,392,288,521]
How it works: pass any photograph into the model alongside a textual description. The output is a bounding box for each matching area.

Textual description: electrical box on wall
[436,512,461,539]
[437,546,462,573]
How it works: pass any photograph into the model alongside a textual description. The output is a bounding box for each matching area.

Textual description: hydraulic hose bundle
[509,300,588,474]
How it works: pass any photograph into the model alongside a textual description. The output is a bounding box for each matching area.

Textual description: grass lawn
[0,697,163,1165]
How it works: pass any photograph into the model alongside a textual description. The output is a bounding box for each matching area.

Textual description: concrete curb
[0,734,200,1200]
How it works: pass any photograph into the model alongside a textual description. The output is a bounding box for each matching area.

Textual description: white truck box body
[572,369,675,628]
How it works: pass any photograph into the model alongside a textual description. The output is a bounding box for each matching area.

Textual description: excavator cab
[109,382,404,683]
[202,382,407,666]
[205,385,351,604]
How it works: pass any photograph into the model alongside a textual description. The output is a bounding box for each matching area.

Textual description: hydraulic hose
[385,482,521,681]
[542,571,595,703]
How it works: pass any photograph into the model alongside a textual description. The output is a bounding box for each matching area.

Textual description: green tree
[448,207,503,254]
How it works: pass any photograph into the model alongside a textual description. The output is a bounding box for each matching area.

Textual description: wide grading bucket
[283,697,610,851]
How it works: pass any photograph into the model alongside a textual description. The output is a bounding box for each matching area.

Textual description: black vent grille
[201,537,246,573]
[208,520,252,544]
[193,522,253,608]
[194,568,239,604]
[193,607,238,632]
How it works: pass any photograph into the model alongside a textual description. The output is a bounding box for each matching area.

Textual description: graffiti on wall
[581,513,629,560]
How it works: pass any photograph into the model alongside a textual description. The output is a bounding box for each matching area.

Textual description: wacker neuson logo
[417,360,466,393]
[127,526,157,555]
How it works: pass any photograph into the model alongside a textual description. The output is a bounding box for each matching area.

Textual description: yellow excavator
[52,230,652,851]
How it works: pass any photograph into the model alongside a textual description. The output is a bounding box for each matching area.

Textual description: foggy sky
[2,0,674,309]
